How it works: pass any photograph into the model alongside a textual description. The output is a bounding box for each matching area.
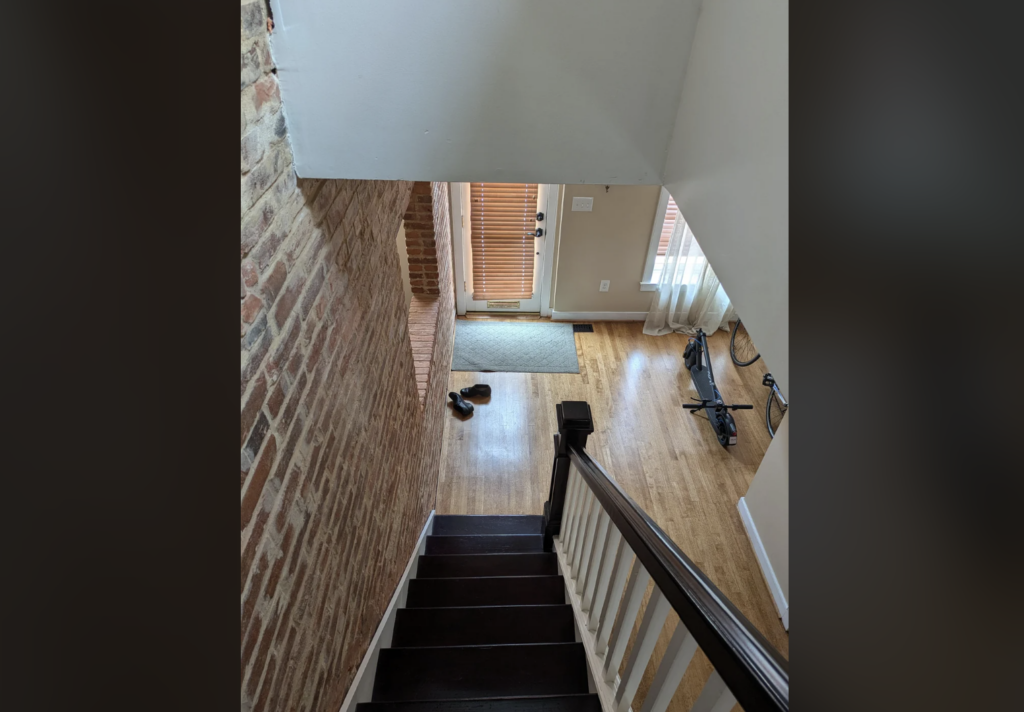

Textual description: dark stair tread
[392,605,576,647]
[357,694,602,712]
[433,515,544,536]
[426,535,543,555]
[416,553,557,579]
[371,643,589,702]
[407,576,566,608]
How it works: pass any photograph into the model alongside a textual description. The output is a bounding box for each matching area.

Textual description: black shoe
[448,392,474,417]
[459,384,491,399]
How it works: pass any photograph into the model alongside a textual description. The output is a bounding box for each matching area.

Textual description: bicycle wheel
[730,319,760,366]
[766,388,787,438]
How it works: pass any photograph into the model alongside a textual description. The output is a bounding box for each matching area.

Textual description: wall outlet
[599,280,610,292]
[571,197,594,212]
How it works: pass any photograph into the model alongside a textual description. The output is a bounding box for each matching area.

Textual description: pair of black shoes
[448,384,491,417]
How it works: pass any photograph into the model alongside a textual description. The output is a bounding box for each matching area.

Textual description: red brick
[245,606,279,700]
[267,383,285,418]
[253,654,277,712]
[253,75,280,111]
[261,261,287,303]
[265,523,294,600]
[273,272,306,330]
[239,171,450,711]
[241,373,268,447]
[241,609,263,684]
[274,463,304,534]
[242,259,259,287]
[305,324,328,374]
[242,435,277,530]
[279,372,306,434]
[241,551,269,644]
[241,294,263,323]
[299,263,326,320]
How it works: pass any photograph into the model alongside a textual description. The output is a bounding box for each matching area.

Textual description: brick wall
[403,182,441,295]
[241,4,456,712]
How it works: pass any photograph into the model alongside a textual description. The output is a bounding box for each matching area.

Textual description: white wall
[662,0,789,392]
[269,0,700,184]
[742,415,789,624]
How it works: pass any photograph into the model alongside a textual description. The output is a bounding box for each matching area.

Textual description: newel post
[542,401,595,551]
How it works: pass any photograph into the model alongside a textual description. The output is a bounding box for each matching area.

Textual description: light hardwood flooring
[437,319,787,709]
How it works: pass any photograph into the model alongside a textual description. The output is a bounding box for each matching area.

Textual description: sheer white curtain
[643,212,734,336]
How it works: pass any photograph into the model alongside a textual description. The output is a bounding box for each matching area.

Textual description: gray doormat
[451,321,580,373]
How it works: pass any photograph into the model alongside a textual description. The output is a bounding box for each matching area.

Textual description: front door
[460,182,548,313]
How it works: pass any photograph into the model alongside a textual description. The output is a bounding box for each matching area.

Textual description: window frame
[640,187,673,291]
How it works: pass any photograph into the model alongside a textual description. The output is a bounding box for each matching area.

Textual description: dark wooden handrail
[567,444,789,712]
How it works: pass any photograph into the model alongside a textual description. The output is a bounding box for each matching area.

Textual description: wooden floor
[437,319,787,710]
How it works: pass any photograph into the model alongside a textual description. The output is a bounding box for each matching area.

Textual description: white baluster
[614,587,673,712]
[566,468,587,557]
[582,510,611,609]
[567,484,589,561]
[638,621,700,712]
[603,560,650,682]
[561,466,582,550]
[571,489,597,577]
[688,670,736,712]
[575,493,602,589]
[595,537,632,654]
[589,525,622,631]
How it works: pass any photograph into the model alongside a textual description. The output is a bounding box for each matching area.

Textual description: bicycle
[762,373,788,438]
[682,328,753,447]
[730,319,760,367]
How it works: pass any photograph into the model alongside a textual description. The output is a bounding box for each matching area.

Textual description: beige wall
[552,184,661,314]
[744,415,789,603]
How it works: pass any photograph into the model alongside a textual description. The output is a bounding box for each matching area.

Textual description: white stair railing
[543,401,788,712]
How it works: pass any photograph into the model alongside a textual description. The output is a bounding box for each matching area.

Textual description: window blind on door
[657,195,680,257]
[470,183,538,300]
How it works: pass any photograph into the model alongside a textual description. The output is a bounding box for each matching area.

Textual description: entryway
[451,183,560,316]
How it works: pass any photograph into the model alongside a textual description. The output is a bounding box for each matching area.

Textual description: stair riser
[371,643,589,702]
[432,515,545,536]
[416,553,558,579]
[392,605,576,647]
[356,694,603,712]
[426,535,543,555]
[406,576,566,608]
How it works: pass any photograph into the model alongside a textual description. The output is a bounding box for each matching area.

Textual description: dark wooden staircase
[356,515,600,712]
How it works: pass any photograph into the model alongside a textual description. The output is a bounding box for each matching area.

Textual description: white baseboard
[337,510,435,712]
[551,311,647,322]
[737,497,788,631]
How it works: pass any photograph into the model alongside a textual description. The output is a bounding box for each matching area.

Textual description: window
[641,187,678,290]
[641,188,709,289]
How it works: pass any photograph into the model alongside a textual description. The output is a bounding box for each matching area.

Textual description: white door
[452,183,558,314]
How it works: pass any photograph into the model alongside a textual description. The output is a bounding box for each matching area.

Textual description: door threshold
[464,312,541,320]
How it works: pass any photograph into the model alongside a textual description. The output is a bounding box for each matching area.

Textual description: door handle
[527,228,544,238]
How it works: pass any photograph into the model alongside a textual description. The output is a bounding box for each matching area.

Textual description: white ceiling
[268,0,701,184]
